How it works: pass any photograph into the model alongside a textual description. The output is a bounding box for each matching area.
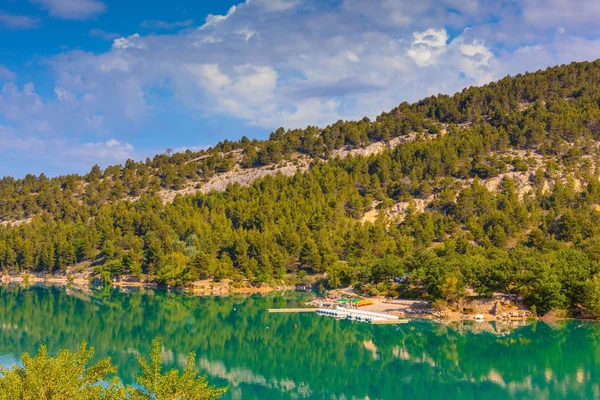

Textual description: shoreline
[2,274,598,323]
[305,290,599,323]
[306,297,535,324]
[0,274,287,296]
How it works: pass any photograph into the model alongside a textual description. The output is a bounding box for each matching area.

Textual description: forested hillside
[3,59,600,316]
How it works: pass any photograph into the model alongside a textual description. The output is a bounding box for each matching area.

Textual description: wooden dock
[268,308,318,313]
[371,319,410,324]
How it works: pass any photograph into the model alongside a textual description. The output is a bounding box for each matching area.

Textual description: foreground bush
[0,338,227,400]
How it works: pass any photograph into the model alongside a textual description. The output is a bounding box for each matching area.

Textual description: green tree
[129,338,227,400]
[299,239,321,272]
[439,273,465,303]
[0,340,228,400]
[371,255,404,283]
[0,342,124,400]
[156,252,193,286]
[583,274,600,317]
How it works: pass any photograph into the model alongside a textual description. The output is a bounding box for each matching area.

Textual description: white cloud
[54,87,71,100]
[458,40,493,61]
[18,1,600,130]
[413,28,449,48]
[345,51,359,63]
[341,0,507,30]
[141,19,194,30]
[21,0,600,133]
[185,63,282,124]
[343,0,418,27]
[200,6,237,30]
[454,38,495,84]
[90,28,120,40]
[98,56,131,73]
[0,125,44,151]
[0,13,40,29]
[113,33,146,50]
[252,0,302,11]
[233,65,278,99]
[407,28,449,67]
[237,28,257,41]
[3,0,600,176]
[0,124,134,172]
[0,66,16,81]
[522,0,600,32]
[71,139,134,161]
[187,64,231,91]
[0,81,110,141]
[551,36,600,66]
[30,0,106,20]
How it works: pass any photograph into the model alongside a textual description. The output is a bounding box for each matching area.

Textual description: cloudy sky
[1,0,600,177]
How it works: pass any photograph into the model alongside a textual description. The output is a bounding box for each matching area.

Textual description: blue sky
[1,0,600,177]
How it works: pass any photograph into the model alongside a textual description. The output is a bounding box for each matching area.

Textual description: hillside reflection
[0,284,599,399]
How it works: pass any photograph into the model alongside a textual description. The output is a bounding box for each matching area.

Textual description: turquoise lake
[0,285,599,399]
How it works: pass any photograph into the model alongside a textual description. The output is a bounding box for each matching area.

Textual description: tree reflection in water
[0,284,598,400]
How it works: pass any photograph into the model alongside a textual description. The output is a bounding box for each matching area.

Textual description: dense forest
[3,60,600,316]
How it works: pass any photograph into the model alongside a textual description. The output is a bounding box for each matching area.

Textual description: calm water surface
[0,285,599,399]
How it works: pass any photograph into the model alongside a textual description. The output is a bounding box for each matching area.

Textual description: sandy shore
[307,292,534,323]
[362,299,531,322]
